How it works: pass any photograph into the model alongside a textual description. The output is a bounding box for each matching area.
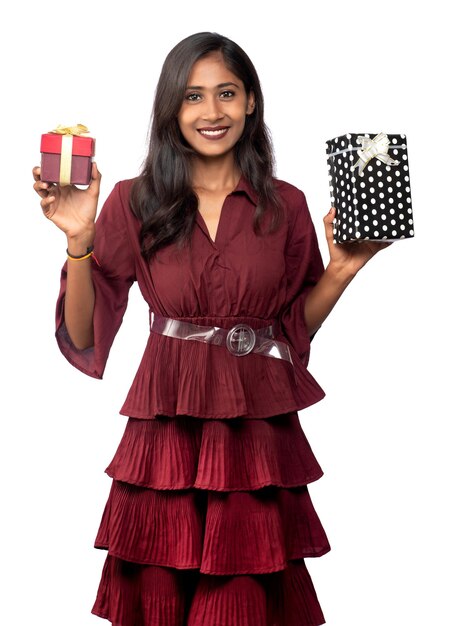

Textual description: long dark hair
[130,32,284,261]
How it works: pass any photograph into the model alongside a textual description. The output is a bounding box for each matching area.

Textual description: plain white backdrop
[1,1,469,624]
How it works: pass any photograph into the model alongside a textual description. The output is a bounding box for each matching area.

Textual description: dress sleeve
[278,191,325,368]
[55,181,137,379]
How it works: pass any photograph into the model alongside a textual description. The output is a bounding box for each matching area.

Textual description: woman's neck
[191,154,241,192]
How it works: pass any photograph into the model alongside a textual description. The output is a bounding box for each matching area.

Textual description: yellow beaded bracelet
[67,251,93,261]
[66,245,94,261]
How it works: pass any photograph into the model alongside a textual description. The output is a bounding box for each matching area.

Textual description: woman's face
[177,52,255,160]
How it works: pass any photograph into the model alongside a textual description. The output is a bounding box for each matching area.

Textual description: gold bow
[352,132,400,175]
[49,124,90,186]
[49,123,90,136]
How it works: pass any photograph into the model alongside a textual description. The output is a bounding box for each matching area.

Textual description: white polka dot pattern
[326,133,414,243]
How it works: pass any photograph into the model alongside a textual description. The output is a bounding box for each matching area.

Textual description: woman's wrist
[66,228,96,257]
[323,259,357,287]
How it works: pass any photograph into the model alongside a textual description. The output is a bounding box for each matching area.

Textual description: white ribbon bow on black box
[351,132,401,175]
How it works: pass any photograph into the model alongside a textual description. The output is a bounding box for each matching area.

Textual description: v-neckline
[196,178,241,247]
[197,206,223,246]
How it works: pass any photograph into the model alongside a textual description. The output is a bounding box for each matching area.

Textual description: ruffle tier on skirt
[92,412,330,626]
[118,321,326,420]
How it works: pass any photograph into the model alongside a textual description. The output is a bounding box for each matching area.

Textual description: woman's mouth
[197,127,230,140]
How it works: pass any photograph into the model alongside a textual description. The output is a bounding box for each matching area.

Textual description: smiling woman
[33,29,390,626]
[177,53,256,242]
[129,32,285,263]
[178,55,255,159]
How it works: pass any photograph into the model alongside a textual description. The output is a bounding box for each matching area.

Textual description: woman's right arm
[63,231,95,349]
[32,163,101,349]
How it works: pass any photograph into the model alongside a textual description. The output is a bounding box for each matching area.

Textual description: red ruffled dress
[55,175,331,626]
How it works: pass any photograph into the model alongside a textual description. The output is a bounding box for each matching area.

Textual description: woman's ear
[246,91,256,115]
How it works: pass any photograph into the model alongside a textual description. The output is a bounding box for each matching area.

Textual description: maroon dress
[55,174,330,626]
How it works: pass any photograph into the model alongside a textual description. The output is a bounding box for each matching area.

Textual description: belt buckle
[226,323,256,356]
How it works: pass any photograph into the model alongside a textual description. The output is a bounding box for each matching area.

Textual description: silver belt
[149,313,293,365]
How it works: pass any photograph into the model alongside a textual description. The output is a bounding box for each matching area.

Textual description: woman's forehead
[186,52,239,88]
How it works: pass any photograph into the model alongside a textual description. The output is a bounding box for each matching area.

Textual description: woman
[33,31,389,626]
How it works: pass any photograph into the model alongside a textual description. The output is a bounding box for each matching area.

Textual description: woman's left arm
[304,206,392,336]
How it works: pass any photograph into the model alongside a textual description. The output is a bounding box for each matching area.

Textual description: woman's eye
[186,93,202,102]
[220,90,235,98]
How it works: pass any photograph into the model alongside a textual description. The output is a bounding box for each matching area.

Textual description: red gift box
[40,124,95,186]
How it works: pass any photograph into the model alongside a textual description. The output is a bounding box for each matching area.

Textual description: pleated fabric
[53,177,332,624]
[91,413,330,625]
[119,324,325,420]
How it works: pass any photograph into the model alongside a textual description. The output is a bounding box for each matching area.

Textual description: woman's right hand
[32,162,101,245]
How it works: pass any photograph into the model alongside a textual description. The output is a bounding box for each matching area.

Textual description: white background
[1,1,469,625]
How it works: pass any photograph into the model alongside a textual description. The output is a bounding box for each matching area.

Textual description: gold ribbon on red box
[49,124,90,186]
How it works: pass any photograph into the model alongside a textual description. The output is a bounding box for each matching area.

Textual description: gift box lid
[40,133,95,157]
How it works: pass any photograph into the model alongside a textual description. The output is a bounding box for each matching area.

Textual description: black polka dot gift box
[326,133,414,243]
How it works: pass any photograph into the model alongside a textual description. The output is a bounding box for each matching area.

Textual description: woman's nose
[202,96,224,121]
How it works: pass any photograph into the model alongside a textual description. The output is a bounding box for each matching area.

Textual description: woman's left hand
[323,206,392,277]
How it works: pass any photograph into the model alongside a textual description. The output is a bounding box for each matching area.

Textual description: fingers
[323,206,335,223]
[323,206,335,240]
[40,190,55,208]
[33,165,57,218]
[32,165,54,199]
[34,180,54,199]
[88,162,101,196]
[40,193,57,219]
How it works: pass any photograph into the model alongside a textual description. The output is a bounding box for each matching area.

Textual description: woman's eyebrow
[185,82,240,90]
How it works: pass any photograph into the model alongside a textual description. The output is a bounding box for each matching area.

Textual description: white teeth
[199,128,228,136]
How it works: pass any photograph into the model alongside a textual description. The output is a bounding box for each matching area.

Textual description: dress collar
[232,173,259,206]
